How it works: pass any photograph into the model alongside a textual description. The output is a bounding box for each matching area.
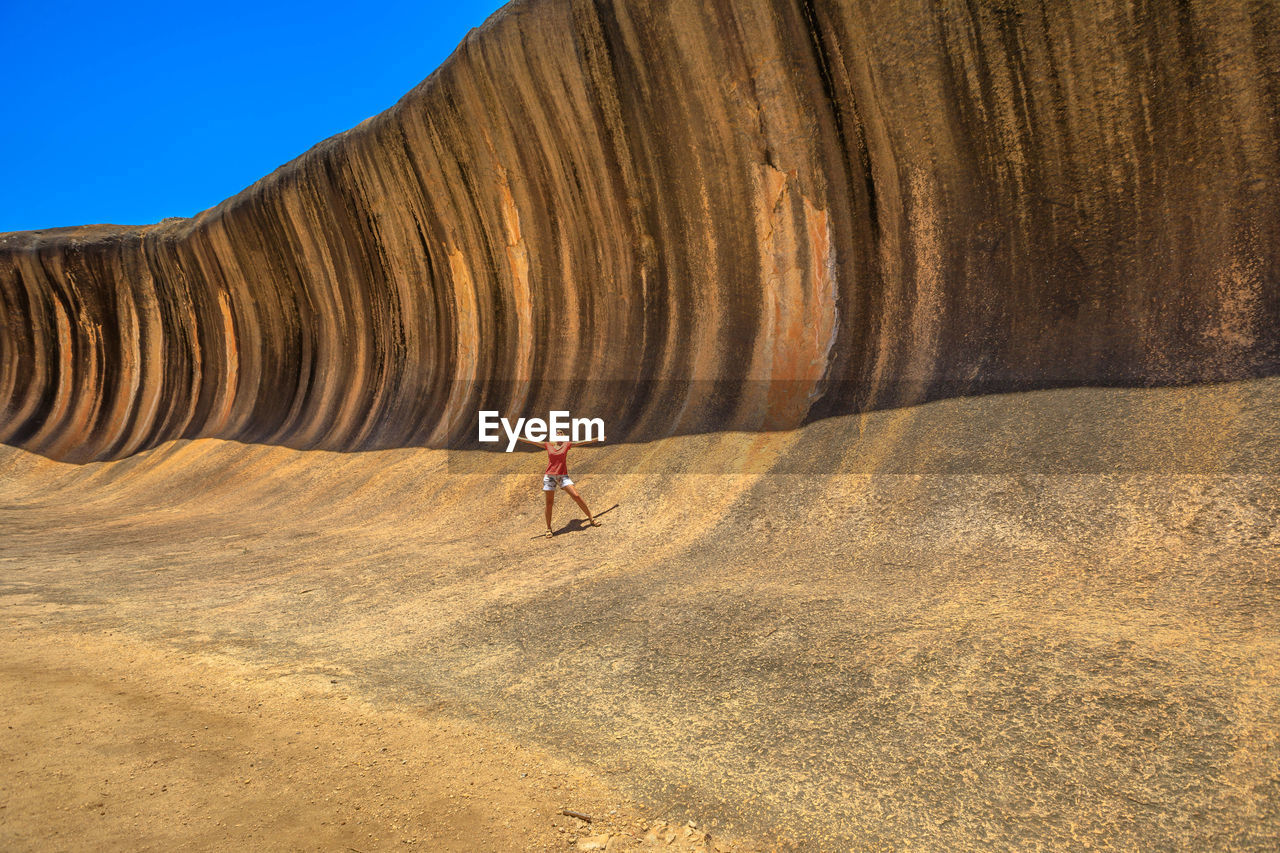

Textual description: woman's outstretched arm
[514,436,548,448]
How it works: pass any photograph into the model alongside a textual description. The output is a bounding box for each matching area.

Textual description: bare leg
[544,490,555,536]
[563,485,597,525]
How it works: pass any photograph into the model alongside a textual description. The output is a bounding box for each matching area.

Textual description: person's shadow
[533,503,620,539]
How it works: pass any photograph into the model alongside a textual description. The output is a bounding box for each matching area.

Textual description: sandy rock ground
[2,380,1278,849]
[0,627,757,851]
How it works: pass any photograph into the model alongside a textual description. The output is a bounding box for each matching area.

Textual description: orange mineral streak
[751,164,839,429]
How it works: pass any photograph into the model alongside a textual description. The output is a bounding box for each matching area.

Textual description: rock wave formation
[2,0,1278,461]
[4,3,1280,847]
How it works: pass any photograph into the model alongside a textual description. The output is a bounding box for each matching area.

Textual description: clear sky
[0,0,509,233]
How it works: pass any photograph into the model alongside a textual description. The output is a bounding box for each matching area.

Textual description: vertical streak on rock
[8,262,49,441]
[206,221,257,440]
[211,289,239,438]
[147,239,201,448]
[432,248,481,446]
[0,268,20,432]
[90,253,142,461]
[1194,0,1274,374]
[341,138,406,451]
[496,165,534,387]
[278,187,336,449]
[126,252,166,458]
[802,195,840,400]
[749,164,838,429]
[902,169,944,402]
[568,0,647,375]
[25,279,73,453]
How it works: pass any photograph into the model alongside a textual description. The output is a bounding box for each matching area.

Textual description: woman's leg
[544,490,555,534]
[563,485,597,525]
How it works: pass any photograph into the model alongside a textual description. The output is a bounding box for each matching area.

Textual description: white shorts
[543,474,574,491]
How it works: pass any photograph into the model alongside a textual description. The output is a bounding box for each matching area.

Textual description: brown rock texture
[2,2,1280,848]
[2,0,1277,461]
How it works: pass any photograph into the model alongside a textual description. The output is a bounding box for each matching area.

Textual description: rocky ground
[1,627,757,851]
[2,380,1278,849]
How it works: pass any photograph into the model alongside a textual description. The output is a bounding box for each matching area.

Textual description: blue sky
[0,0,509,233]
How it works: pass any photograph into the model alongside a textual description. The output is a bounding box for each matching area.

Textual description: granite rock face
[2,0,1278,461]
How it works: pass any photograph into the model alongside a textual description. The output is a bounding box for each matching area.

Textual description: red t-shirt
[545,442,572,475]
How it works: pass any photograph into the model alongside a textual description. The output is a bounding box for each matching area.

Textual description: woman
[515,433,604,537]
